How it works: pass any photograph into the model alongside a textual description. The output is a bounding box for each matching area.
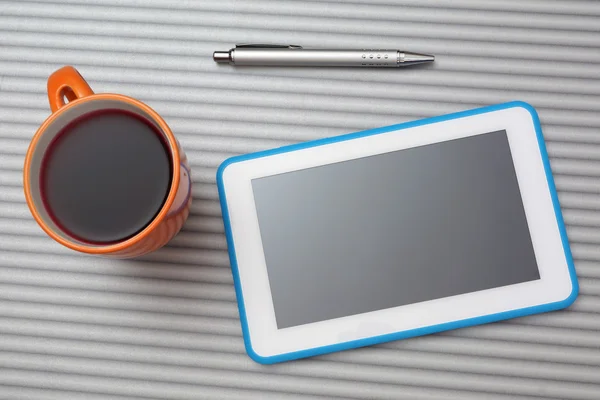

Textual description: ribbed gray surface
[0,0,599,399]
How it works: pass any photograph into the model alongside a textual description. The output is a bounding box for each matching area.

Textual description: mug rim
[23,93,181,255]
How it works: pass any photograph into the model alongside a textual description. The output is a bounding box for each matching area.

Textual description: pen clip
[235,44,303,49]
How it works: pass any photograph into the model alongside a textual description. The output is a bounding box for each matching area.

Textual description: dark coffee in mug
[40,109,172,244]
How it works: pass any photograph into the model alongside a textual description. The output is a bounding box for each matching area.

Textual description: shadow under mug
[24,66,192,258]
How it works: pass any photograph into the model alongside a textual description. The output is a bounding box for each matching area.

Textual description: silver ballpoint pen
[213,44,435,67]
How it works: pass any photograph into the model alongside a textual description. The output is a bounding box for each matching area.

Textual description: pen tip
[402,52,435,65]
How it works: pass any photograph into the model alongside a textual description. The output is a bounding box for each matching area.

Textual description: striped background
[1,1,599,399]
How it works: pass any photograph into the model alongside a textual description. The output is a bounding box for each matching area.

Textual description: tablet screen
[252,130,540,329]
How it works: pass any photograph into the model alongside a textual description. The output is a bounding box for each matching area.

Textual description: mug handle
[47,66,94,113]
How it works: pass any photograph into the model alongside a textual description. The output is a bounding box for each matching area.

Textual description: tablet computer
[217,101,578,364]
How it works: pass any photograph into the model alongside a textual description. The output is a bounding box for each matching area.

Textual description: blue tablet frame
[216,101,579,364]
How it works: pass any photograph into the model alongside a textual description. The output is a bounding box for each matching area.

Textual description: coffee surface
[41,110,172,243]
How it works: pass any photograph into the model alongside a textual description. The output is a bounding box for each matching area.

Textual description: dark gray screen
[252,130,540,329]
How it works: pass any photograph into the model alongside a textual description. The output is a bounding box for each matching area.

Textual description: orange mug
[24,66,192,258]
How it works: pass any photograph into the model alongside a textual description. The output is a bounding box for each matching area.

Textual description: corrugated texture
[0,0,599,398]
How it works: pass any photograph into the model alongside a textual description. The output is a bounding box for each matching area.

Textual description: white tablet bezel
[219,103,576,361]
